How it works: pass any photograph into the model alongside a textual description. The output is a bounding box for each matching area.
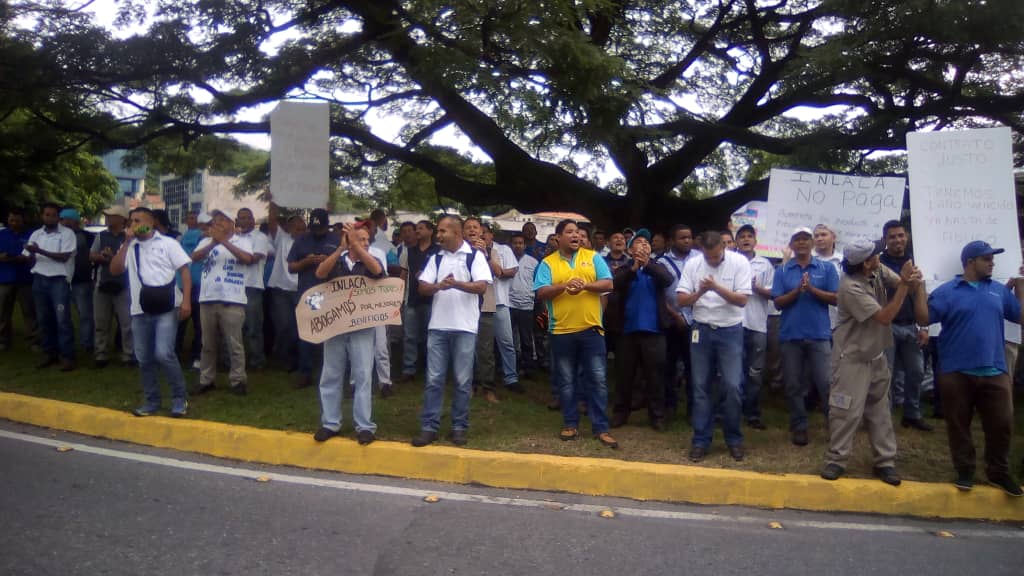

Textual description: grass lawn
[2,319,1022,484]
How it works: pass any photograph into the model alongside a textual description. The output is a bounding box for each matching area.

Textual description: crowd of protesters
[1,200,1022,496]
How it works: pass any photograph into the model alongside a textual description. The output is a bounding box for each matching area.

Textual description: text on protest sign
[907,126,1021,284]
[270,101,330,209]
[763,168,905,251]
[296,276,406,344]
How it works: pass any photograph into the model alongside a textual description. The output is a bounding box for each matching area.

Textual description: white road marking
[2,428,1022,539]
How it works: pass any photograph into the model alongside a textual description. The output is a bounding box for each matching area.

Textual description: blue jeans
[742,329,767,421]
[319,328,376,433]
[690,323,744,448]
[494,306,518,385]
[550,328,609,434]
[71,281,94,351]
[32,274,74,360]
[781,339,831,431]
[401,304,430,377]
[887,323,924,420]
[132,309,186,409]
[420,330,477,432]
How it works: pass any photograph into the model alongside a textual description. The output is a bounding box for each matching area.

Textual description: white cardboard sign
[270,101,330,209]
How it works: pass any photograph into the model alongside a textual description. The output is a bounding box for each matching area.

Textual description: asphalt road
[1,420,1022,576]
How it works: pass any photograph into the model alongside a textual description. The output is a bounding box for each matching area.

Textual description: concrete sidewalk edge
[1,392,1020,521]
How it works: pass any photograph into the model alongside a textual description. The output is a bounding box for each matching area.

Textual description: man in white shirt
[677,231,752,462]
[411,215,493,447]
[23,202,77,370]
[191,210,255,395]
[266,201,305,372]
[484,223,523,397]
[509,232,539,374]
[235,208,271,370]
[109,208,193,417]
[735,225,773,430]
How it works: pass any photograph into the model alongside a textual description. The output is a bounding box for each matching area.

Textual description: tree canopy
[5,0,1023,229]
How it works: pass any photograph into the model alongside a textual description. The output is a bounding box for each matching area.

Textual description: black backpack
[433,248,484,309]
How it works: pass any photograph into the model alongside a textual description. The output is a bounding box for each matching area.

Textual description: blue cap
[628,227,652,249]
[58,208,80,221]
[960,240,1004,266]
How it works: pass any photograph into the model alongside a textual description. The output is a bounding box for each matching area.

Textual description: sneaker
[791,429,809,447]
[728,444,745,462]
[874,466,902,486]
[230,383,247,396]
[193,383,215,395]
[411,430,438,447]
[448,430,468,446]
[170,399,189,418]
[356,430,376,446]
[747,418,766,430]
[901,418,934,432]
[821,463,845,481]
[596,432,619,449]
[380,385,394,398]
[131,405,160,417]
[988,476,1023,497]
[313,427,338,442]
[953,472,974,491]
[688,446,707,463]
[505,382,526,394]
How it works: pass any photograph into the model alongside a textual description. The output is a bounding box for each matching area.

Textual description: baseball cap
[102,205,129,219]
[628,227,652,249]
[736,224,757,237]
[209,209,234,223]
[309,208,329,228]
[197,212,213,225]
[960,240,1004,266]
[789,226,813,241]
[843,238,884,265]
[59,208,81,221]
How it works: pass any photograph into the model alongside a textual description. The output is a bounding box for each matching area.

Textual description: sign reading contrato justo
[296,276,406,344]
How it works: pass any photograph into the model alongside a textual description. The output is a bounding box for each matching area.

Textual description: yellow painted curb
[1,392,1021,521]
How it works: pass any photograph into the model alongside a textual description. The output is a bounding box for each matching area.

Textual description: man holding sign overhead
[916,242,1024,496]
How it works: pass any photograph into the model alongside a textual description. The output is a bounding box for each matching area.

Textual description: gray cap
[843,238,884,265]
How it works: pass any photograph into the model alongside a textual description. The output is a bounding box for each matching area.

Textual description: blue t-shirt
[0,227,34,284]
[287,232,342,293]
[623,269,659,334]
[928,277,1021,375]
[771,257,839,341]
[178,228,205,292]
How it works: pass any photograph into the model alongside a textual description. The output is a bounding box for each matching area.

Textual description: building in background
[100,150,147,203]
[160,170,266,229]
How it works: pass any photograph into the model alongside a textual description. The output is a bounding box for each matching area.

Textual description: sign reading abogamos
[296,276,405,344]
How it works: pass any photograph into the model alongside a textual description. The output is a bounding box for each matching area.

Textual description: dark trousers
[664,323,693,414]
[175,292,202,363]
[614,331,666,423]
[938,371,1014,480]
[510,307,535,369]
[269,288,298,371]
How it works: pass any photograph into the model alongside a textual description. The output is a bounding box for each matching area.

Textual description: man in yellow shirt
[535,220,618,448]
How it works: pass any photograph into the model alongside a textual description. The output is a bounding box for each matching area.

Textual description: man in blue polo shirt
[772,227,839,447]
[917,241,1024,496]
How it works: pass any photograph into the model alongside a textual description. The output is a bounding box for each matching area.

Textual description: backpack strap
[658,254,680,278]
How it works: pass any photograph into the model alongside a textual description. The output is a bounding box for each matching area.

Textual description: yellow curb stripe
[1,392,1021,521]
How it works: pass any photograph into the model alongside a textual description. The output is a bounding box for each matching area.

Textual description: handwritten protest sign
[763,168,905,252]
[730,200,783,257]
[270,101,330,209]
[296,276,406,344]
[907,127,1021,284]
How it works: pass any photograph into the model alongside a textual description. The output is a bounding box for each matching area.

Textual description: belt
[695,321,741,331]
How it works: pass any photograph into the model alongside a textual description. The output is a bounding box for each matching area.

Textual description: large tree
[6,0,1024,229]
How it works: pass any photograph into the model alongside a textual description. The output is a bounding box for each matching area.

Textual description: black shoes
[821,463,844,481]
[688,446,706,463]
[230,383,247,396]
[901,418,934,432]
[411,430,438,447]
[356,430,376,446]
[313,427,338,442]
[728,445,744,462]
[874,466,902,486]
[380,385,394,399]
[131,405,159,417]
[193,383,215,395]
[988,476,1023,497]
[505,382,526,394]
[791,429,809,446]
[448,430,468,446]
[953,471,974,491]
[747,418,766,430]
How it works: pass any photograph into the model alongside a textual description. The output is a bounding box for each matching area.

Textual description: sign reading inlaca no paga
[761,168,905,253]
[270,101,330,209]
[296,276,406,344]
[907,126,1021,285]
